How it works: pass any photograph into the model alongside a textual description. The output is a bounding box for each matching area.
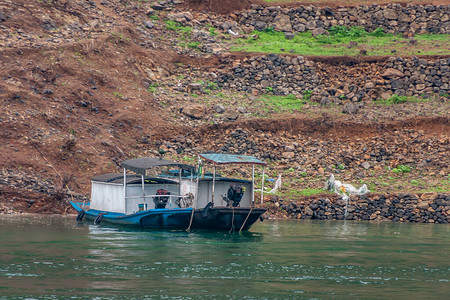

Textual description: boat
[189,153,267,232]
[70,157,197,229]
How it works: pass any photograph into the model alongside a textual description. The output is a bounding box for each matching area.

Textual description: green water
[0,215,449,299]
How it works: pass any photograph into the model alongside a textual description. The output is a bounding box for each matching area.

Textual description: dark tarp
[121,157,196,175]
[199,153,266,166]
[91,173,178,184]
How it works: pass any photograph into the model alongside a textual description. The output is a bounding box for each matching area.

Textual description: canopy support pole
[211,166,216,205]
[261,166,265,204]
[196,157,201,207]
[123,168,127,203]
[179,167,182,196]
[251,165,255,207]
[141,174,145,209]
[190,170,193,197]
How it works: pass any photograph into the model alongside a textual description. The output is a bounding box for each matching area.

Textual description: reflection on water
[325,221,368,241]
[0,215,449,299]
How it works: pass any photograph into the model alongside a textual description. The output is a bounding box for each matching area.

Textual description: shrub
[188,41,200,49]
[392,165,412,173]
[377,95,429,105]
[303,90,313,101]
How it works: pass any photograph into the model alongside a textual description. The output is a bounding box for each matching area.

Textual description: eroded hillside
[0,0,448,215]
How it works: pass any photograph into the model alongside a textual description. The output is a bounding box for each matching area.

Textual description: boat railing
[125,194,193,211]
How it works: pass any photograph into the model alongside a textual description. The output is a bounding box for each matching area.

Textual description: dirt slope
[0,0,448,214]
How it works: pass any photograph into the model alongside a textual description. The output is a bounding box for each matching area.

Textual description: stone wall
[273,193,449,224]
[216,54,450,100]
[238,4,450,35]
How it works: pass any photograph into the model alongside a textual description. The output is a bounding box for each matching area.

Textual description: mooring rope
[239,207,253,233]
[229,206,235,234]
[186,206,195,232]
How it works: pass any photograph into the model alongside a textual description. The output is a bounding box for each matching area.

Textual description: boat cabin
[89,158,196,214]
[192,153,267,209]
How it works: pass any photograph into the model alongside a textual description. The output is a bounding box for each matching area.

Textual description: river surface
[0,215,449,299]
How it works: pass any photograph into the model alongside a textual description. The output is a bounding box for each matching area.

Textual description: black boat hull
[193,206,266,231]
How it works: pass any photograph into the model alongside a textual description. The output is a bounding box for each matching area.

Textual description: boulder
[254,21,267,31]
[417,201,429,210]
[390,79,405,90]
[311,27,329,37]
[273,14,292,32]
[415,84,426,91]
[284,32,295,40]
[186,83,203,93]
[365,82,375,89]
[168,11,194,24]
[0,12,7,22]
[220,21,232,31]
[421,192,437,201]
[224,112,239,121]
[213,104,225,114]
[183,104,206,119]
[384,9,398,20]
[151,4,166,11]
[342,101,358,114]
[282,152,295,159]
[305,20,316,30]
[237,107,248,114]
[320,97,332,106]
[194,13,209,23]
[143,21,154,29]
[382,68,404,78]
[293,24,306,32]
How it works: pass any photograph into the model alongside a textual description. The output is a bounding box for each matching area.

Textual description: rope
[229,206,235,234]
[186,206,195,232]
[239,207,253,233]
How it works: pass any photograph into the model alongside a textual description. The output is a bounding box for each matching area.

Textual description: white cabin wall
[196,181,211,209]
[125,183,180,214]
[90,182,125,213]
[180,178,197,198]
[196,180,253,208]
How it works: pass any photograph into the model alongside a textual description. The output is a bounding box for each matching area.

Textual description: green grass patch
[112,91,123,99]
[188,41,201,49]
[147,83,159,94]
[285,188,333,197]
[392,164,412,174]
[231,27,450,56]
[165,20,192,38]
[375,95,430,105]
[253,94,306,114]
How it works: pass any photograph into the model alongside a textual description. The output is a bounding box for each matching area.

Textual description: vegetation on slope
[231,26,450,56]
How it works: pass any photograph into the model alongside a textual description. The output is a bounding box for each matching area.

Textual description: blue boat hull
[70,201,193,229]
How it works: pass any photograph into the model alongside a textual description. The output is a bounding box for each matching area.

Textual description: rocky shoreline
[1,168,448,224]
[267,193,449,224]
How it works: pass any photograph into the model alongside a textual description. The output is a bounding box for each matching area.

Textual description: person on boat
[226,184,244,207]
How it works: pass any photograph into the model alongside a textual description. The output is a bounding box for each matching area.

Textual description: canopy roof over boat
[121,157,196,176]
[199,153,267,166]
[91,173,178,184]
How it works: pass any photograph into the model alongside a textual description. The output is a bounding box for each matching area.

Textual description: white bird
[228,29,238,36]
